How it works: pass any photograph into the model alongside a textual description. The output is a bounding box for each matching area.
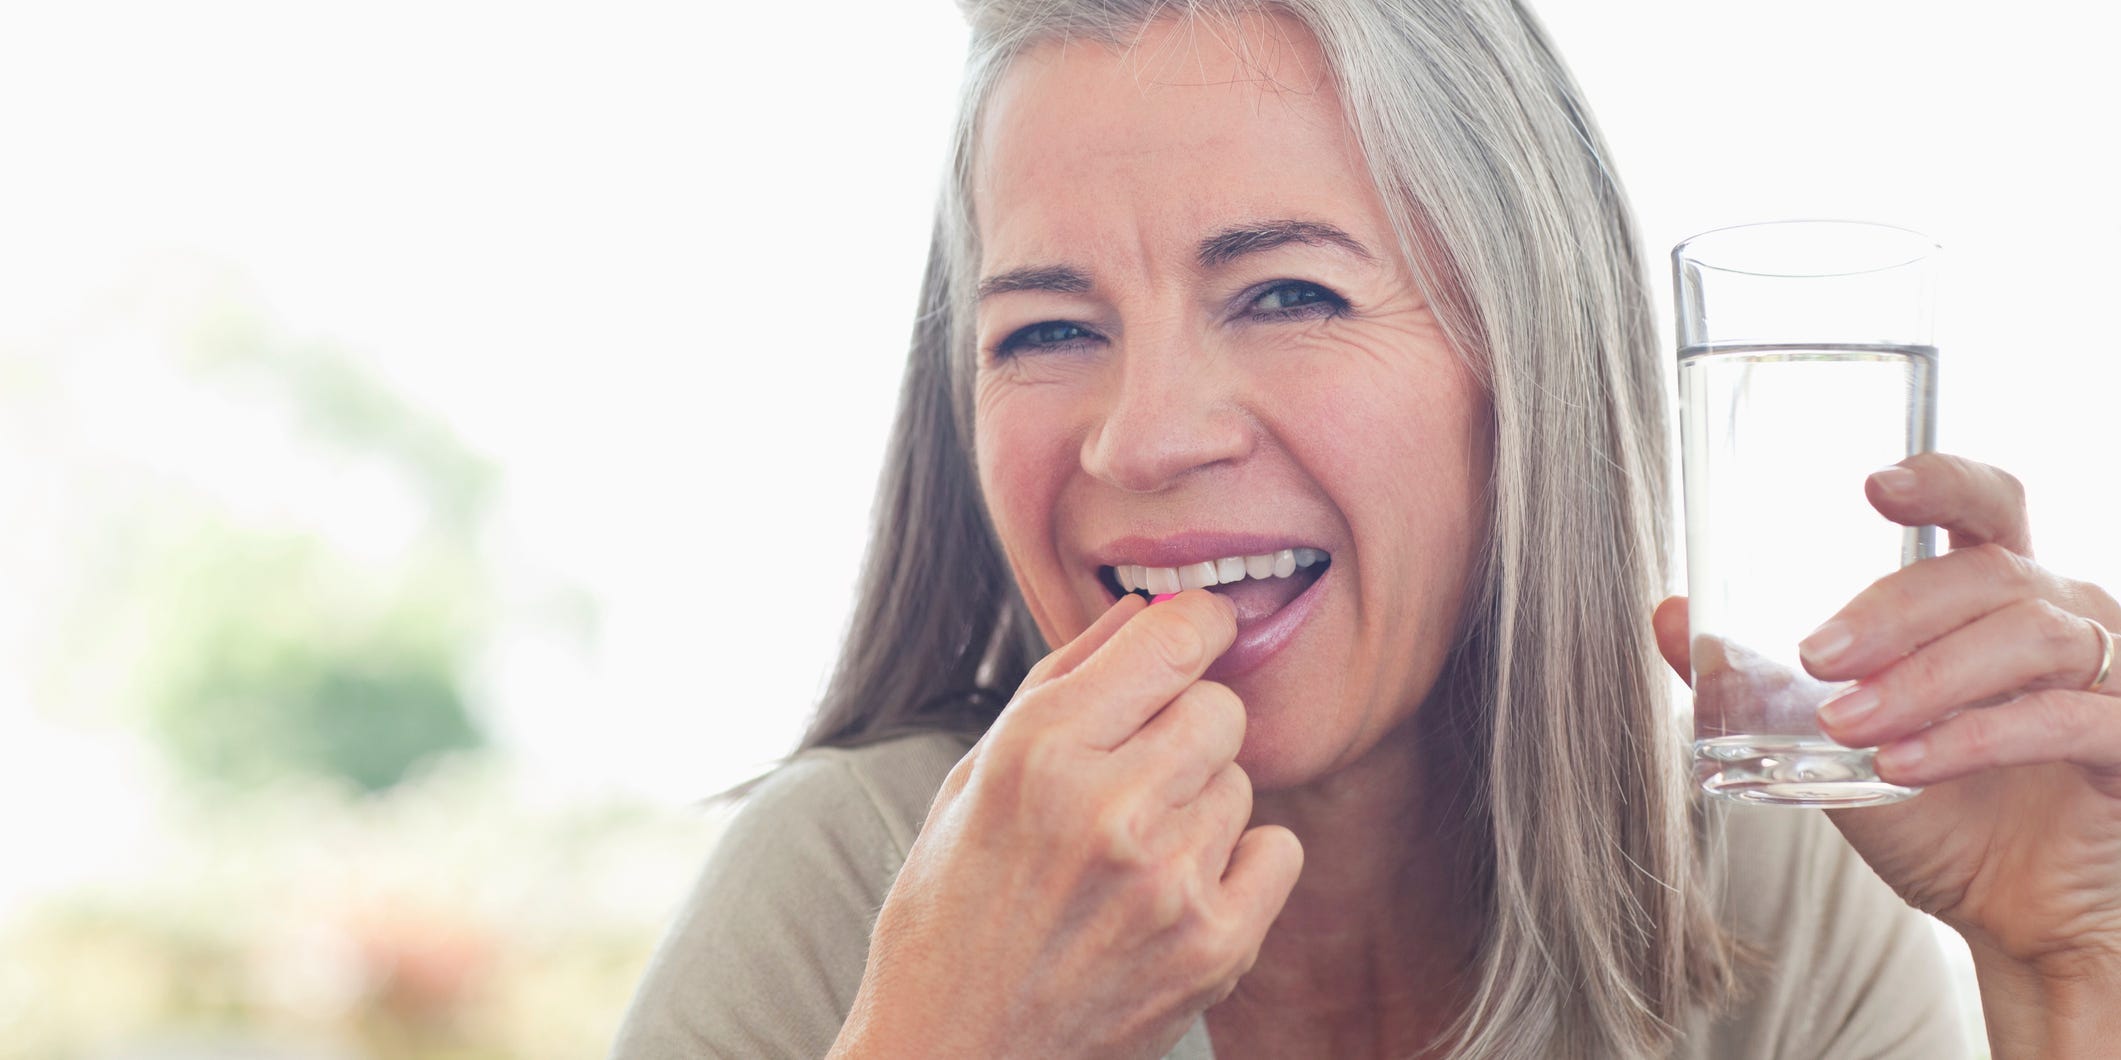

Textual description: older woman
[616,1,2121,1056]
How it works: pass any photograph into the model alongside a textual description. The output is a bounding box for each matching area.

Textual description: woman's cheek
[974,383,1082,634]
[976,387,1073,515]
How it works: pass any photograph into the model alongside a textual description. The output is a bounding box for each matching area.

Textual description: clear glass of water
[1673,220,1938,807]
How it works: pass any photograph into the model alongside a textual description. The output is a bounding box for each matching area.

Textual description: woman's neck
[1207,723,1481,1058]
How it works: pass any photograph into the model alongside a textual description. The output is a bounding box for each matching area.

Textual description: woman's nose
[1078,346,1253,493]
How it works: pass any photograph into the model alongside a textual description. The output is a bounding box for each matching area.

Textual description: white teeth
[1143,565,1181,595]
[1178,562,1218,590]
[1114,549,1328,596]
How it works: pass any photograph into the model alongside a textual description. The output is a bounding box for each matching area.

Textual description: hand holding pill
[832,590,1302,1059]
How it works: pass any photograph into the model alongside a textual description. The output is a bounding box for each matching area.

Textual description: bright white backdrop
[2,0,2115,806]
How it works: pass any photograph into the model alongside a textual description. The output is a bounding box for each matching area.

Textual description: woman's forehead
[971,12,1390,276]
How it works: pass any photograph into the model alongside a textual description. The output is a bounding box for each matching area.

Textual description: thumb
[1653,595,1691,687]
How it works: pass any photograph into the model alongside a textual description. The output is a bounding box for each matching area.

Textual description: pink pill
[1150,593,1180,604]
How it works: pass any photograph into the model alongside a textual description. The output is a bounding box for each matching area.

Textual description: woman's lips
[1204,562,1330,681]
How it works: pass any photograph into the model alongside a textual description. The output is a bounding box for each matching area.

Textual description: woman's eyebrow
[1196,219,1376,270]
[976,265,1092,301]
[976,219,1376,302]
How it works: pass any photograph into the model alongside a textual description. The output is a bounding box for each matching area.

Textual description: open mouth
[1098,548,1331,626]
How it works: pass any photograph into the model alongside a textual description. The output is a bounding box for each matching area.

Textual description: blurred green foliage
[0,263,761,1060]
[144,530,484,792]
[0,278,704,1058]
[109,301,500,792]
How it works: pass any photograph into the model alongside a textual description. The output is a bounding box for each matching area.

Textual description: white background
[1,0,2114,809]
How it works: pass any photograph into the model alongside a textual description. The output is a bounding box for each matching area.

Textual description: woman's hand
[831,590,1303,1060]
[1654,452,2121,1057]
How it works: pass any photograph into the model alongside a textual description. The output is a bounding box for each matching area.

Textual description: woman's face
[971,13,1491,791]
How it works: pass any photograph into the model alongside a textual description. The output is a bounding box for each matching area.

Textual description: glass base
[1695,736,1918,807]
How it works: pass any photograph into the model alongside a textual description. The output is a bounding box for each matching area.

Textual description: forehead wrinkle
[977,14,1335,194]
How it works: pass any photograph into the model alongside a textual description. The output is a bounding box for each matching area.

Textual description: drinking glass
[1674,220,1938,807]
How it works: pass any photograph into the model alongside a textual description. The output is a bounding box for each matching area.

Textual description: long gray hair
[799,0,1739,1053]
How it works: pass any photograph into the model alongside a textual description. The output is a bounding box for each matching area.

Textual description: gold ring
[2089,617,2116,694]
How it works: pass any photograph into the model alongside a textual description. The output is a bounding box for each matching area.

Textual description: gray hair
[800,0,1740,1053]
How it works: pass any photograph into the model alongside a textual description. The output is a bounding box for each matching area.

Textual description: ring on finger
[2088,616,2115,694]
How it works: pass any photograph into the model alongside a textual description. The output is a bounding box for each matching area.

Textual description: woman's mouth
[1096,548,1333,679]
[1099,549,1328,615]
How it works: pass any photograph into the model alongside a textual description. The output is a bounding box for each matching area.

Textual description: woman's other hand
[1655,452,2121,1057]
[830,590,1304,1060]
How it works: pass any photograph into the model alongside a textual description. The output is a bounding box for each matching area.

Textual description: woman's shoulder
[610,728,977,1059]
[753,728,981,851]
[1674,805,1972,1058]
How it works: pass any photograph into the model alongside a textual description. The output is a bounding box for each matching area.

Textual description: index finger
[1868,452,2033,557]
[1046,588,1238,748]
[1020,592,1148,690]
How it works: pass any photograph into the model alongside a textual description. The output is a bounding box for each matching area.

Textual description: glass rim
[1672,219,1940,280]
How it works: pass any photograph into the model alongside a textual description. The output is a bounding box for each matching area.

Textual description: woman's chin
[1231,704,1357,793]
[1229,671,1432,795]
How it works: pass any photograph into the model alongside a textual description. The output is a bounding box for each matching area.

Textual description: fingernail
[1875,738,1925,775]
[1817,686,1879,729]
[1871,467,1917,499]
[1800,621,1854,666]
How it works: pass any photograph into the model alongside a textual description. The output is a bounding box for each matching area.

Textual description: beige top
[612,731,1968,1058]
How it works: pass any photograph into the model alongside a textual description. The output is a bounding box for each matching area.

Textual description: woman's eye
[1248,280,1345,317]
[994,320,1097,358]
